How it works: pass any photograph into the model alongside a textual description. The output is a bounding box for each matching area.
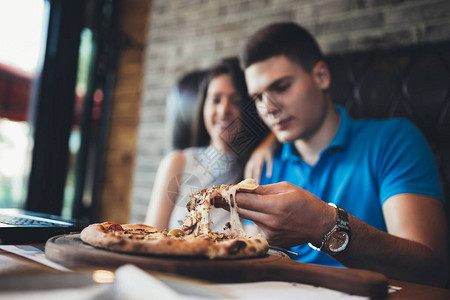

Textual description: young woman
[145,58,268,232]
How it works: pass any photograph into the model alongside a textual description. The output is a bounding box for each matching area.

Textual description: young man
[232,22,448,286]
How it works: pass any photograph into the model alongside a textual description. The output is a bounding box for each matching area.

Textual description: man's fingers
[251,182,288,195]
[212,190,273,214]
[235,191,279,214]
[235,206,271,225]
[213,182,293,212]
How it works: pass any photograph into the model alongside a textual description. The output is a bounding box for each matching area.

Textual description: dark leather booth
[165,41,450,284]
[327,42,450,204]
[327,42,450,286]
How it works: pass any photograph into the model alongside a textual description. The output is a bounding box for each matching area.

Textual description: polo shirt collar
[281,142,298,160]
[281,105,353,160]
[329,105,352,150]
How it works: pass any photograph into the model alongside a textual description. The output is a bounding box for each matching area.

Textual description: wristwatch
[308,203,351,254]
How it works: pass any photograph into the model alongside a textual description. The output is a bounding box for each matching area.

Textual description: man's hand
[215,182,449,286]
[217,181,336,247]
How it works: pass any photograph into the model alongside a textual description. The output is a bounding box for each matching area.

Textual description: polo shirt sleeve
[377,119,444,205]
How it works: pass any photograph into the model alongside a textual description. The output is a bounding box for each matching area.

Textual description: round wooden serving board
[45,234,388,298]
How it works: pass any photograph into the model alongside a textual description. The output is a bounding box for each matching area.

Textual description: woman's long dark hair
[191,57,269,163]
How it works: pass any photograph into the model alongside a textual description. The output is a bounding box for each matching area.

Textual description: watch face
[328,231,350,252]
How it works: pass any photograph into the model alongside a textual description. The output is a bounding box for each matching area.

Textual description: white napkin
[112,264,189,299]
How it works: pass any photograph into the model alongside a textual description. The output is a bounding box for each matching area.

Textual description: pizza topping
[100,222,123,233]
[224,222,231,230]
[181,215,196,234]
[167,229,184,237]
[181,187,216,235]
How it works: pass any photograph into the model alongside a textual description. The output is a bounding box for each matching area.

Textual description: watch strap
[308,203,351,252]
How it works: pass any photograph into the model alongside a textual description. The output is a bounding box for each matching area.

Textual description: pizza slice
[181,178,258,237]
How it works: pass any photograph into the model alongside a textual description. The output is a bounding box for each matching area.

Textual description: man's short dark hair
[240,22,324,73]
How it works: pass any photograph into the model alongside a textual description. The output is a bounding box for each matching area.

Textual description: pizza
[80,179,268,259]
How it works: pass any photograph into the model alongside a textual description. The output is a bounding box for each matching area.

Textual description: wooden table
[1,238,449,299]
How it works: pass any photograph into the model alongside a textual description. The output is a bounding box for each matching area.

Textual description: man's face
[245,55,330,143]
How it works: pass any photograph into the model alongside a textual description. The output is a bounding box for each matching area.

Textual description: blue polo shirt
[259,105,444,267]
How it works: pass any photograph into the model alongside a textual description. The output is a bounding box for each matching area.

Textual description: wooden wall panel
[98,0,152,223]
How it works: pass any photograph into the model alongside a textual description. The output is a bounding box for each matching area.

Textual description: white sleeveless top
[168,146,243,232]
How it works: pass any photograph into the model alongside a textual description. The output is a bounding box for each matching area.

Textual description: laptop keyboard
[0,214,58,227]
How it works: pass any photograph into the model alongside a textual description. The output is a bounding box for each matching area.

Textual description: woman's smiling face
[203,74,242,151]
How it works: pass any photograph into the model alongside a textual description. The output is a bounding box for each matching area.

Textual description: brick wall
[130,0,450,222]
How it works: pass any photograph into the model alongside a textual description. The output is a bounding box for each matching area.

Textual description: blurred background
[1,0,449,225]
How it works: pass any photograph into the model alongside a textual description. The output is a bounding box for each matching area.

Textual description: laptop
[0,208,84,244]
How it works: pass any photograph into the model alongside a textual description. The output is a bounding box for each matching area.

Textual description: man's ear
[312,61,330,90]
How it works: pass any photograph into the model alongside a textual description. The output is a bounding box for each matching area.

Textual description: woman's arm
[145,151,185,230]
[244,133,278,182]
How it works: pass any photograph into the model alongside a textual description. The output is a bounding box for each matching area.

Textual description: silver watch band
[308,203,350,252]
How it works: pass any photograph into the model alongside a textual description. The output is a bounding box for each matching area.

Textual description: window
[1,0,120,223]
[0,0,48,208]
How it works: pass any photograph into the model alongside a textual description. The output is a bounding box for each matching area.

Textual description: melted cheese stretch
[186,179,256,238]
[224,185,247,238]
[195,195,212,235]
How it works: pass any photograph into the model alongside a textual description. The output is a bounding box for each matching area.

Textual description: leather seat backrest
[326,42,450,286]
[326,42,450,207]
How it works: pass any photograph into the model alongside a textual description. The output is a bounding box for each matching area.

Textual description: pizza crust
[235,178,259,192]
[207,236,268,259]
